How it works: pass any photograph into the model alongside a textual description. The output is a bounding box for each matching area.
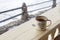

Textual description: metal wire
[0,0,51,14]
[0,5,51,23]
[27,0,52,7]
[0,13,22,23]
[28,5,51,13]
[0,7,22,14]
[0,0,59,23]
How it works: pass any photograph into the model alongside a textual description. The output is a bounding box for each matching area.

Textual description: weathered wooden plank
[51,29,56,40]
[0,4,60,40]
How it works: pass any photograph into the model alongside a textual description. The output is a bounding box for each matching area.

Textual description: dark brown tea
[36,16,49,22]
[36,19,46,21]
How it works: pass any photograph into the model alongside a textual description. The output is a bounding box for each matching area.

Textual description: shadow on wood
[54,35,60,40]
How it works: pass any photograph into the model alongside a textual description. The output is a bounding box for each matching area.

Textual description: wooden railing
[0,1,59,40]
[0,3,60,40]
[0,0,53,34]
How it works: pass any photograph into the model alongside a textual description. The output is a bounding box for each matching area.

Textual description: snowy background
[0,0,60,26]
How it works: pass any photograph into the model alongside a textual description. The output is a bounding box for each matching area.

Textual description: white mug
[36,16,52,31]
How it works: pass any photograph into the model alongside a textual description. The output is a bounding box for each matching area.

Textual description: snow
[0,0,52,26]
[0,0,59,27]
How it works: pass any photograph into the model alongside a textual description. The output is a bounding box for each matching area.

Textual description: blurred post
[52,0,56,8]
[21,3,29,22]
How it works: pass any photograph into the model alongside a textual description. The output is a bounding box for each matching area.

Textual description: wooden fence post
[21,3,29,22]
[52,0,56,8]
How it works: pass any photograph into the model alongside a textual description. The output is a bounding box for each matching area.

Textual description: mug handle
[46,20,52,27]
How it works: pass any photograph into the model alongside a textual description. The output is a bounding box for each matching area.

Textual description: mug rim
[36,16,48,21]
